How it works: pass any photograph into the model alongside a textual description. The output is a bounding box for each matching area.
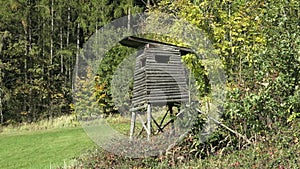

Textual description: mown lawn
[0,127,95,169]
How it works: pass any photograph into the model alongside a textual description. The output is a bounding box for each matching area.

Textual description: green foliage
[187,126,300,169]
[182,54,211,98]
[150,0,300,160]
[95,45,134,115]
[110,52,136,114]
[0,0,145,123]
[74,67,100,119]
[223,0,300,135]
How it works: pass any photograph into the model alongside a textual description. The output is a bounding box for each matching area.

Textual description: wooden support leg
[147,103,151,141]
[137,114,150,135]
[168,104,175,135]
[152,115,164,134]
[130,111,136,140]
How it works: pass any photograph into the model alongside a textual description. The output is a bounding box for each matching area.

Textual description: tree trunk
[50,0,54,65]
[67,5,71,84]
[60,27,63,74]
[73,22,80,91]
[28,0,33,122]
[127,7,131,30]
[67,6,70,47]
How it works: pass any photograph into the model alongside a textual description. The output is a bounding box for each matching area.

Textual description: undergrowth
[64,120,300,168]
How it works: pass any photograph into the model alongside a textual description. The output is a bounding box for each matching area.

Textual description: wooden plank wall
[132,45,189,109]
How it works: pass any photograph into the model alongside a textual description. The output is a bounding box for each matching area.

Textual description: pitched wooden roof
[119,36,194,55]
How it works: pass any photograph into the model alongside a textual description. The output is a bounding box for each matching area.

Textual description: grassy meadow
[0,116,95,169]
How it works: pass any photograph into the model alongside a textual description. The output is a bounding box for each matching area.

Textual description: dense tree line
[0,0,149,124]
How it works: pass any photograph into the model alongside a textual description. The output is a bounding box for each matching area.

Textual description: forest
[0,0,144,123]
[0,0,300,168]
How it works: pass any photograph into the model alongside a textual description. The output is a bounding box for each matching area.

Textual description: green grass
[105,115,132,135]
[0,127,95,169]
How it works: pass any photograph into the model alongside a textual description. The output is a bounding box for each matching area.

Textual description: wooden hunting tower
[119,36,194,140]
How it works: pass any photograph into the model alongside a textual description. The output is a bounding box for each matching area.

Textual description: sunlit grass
[0,127,95,169]
[0,115,96,169]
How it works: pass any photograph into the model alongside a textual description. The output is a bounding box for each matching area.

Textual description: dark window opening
[155,55,170,63]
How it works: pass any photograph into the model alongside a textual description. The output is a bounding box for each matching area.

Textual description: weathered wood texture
[120,36,193,139]
[131,44,189,109]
